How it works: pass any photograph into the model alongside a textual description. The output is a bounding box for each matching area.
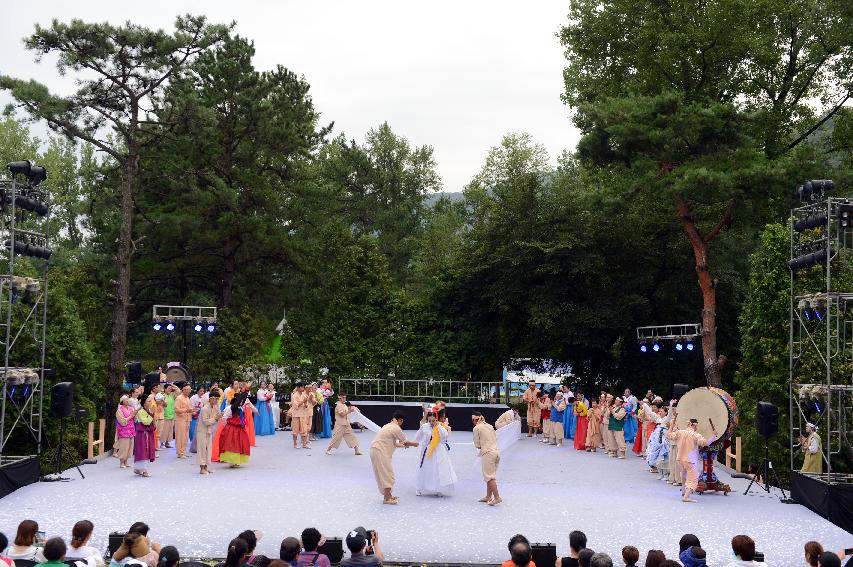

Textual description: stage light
[814,299,827,321]
[6,160,31,177]
[640,344,647,353]
[675,342,683,351]
[153,322,162,331]
[165,321,175,332]
[797,179,833,202]
[793,213,828,232]
[206,323,216,333]
[686,342,694,351]
[193,322,203,332]
[27,166,47,186]
[4,239,53,260]
[652,342,660,352]
[788,248,830,272]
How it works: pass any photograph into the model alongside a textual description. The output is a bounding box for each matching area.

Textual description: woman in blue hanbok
[561,386,576,440]
[622,389,639,444]
[254,383,276,436]
[318,381,333,438]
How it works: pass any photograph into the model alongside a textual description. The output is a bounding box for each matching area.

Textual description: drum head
[675,388,729,442]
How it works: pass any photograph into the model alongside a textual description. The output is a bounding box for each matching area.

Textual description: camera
[754,552,764,562]
[365,530,376,555]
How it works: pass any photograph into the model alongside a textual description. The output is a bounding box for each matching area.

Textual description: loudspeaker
[756,401,779,437]
[108,532,125,556]
[49,382,73,418]
[317,538,344,564]
[125,361,142,382]
[531,543,556,567]
[672,383,690,402]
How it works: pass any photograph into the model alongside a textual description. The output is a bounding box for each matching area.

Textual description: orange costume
[667,426,712,491]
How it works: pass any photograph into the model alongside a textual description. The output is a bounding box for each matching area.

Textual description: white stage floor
[1,430,849,565]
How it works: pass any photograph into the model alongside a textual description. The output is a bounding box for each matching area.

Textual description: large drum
[674,387,738,450]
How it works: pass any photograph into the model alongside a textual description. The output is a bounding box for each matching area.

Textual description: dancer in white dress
[414,409,458,496]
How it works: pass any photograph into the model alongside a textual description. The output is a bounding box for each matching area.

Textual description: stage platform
[353,401,508,431]
[0,431,849,565]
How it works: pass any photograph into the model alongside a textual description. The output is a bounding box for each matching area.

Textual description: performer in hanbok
[645,405,670,480]
[414,409,457,496]
[241,384,258,447]
[495,407,520,430]
[606,397,627,458]
[318,380,333,438]
[309,382,322,441]
[290,382,312,449]
[369,411,418,504]
[584,400,602,451]
[196,390,221,475]
[115,396,136,468]
[325,392,362,455]
[539,393,553,444]
[174,385,193,458]
[668,414,716,502]
[220,392,252,468]
[573,394,589,451]
[547,392,566,446]
[799,422,822,473]
[255,383,276,436]
[522,381,541,437]
[472,411,502,506]
[622,388,639,445]
[188,386,206,443]
[133,396,157,477]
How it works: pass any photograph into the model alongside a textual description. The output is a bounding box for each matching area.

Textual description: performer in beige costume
[289,382,312,449]
[522,381,541,437]
[472,411,502,506]
[196,390,221,474]
[325,393,362,455]
[173,385,193,458]
[369,411,418,504]
[667,415,716,502]
[495,407,520,430]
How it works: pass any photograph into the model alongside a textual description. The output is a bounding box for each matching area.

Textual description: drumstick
[708,418,717,431]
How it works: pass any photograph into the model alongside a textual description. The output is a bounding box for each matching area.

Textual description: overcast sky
[1,1,580,193]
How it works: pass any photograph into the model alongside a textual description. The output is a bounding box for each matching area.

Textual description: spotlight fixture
[6,160,32,177]
[652,342,661,352]
[193,322,203,332]
[814,298,827,321]
[4,239,53,260]
[796,179,834,202]
[640,344,648,353]
[27,165,47,186]
[206,323,216,333]
[686,342,694,351]
[838,202,853,229]
[793,212,828,232]
[152,322,162,331]
[165,321,175,332]
[788,247,830,272]
[675,342,684,351]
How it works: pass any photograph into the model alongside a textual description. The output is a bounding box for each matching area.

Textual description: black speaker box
[672,383,690,402]
[317,538,344,564]
[50,381,73,418]
[531,543,556,567]
[108,532,125,556]
[126,361,142,382]
[757,401,779,437]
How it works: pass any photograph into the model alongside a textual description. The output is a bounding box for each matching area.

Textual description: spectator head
[71,520,94,549]
[280,537,301,561]
[14,520,38,547]
[589,552,613,567]
[225,538,249,567]
[679,546,707,567]
[621,546,639,565]
[730,535,755,561]
[569,530,587,554]
[43,537,66,561]
[805,541,824,567]
[659,562,682,567]
[0,532,7,553]
[578,549,595,567]
[128,522,150,537]
[679,533,701,553]
[268,561,289,567]
[158,546,180,567]
[818,551,842,567]
[507,534,530,553]
[301,528,322,553]
[120,532,150,559]
[644,550,666,567]
[510,541,532,567]
[238,530,258,554]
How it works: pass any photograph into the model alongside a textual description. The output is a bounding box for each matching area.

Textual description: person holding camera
[341,528,383,567]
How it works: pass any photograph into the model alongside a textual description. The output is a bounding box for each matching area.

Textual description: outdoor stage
[0,429,849,565]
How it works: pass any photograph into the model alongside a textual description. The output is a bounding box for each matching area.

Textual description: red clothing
[574,415,589,450]
[502,561,536,567]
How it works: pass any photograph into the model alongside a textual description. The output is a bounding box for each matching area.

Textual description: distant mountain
[426,191,464,207]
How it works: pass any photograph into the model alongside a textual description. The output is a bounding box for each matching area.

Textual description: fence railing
[337,378,504,404]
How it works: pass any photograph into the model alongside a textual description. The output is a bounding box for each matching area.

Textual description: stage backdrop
[791,471,853,535]
[349,401,508,431]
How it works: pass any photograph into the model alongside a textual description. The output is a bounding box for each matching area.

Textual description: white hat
[806,422,817,430]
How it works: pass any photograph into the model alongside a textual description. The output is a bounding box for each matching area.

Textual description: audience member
[224,538,250,567]
[805,541,824,567]
[502,536,534,567]
[39,538,66,567]
[509,540,533,567]
[679,534,701,554]
[659,561,682,567]
[557,531,586,567]
[4,521,45,563]
[621,546,638,567]
[577,549,594,567]
[279,539,301,567]
[589,553,612,567]
[818,552,841,567]
[126,523,161,557]
[340,528,382,567]
[0,533,15,567]
[157,547,179,567]
[268,561,290,567]
[297,529,330,567]
[679,546,707,567]
[110,532,157,567]
[644,550,666,567]
[65,520,105,566]
[724,535,766,567]
[238,530,267,567]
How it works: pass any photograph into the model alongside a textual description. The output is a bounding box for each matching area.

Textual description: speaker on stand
[42,381,85,482]
[744,401,786,499]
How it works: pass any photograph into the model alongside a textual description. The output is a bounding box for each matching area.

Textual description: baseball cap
[345,527,368,552]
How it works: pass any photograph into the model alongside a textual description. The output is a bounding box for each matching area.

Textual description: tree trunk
[105,152,138,445]
[676,199,723,388]
[220,235,241,308]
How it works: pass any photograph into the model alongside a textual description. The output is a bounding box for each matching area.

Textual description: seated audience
[557,531,587,567]
[818,552,841,567]
[577,550,594,567]
[510,540,533,567]
[65,521,105,566]
[110,532,156,567]
[589,553,612,567]
[157,547,179,567]
[279,539,300,567]
[679,534,701,554]
[659,562,682,567]
[0,533,16,567]
[4,521,45,563]
[340,528,382,567]
[238,531,267,567]
[224,538,249,567]
[297,529,329,567]
[621,546,638,567]
[643,550,666,567]
[38,538,66,567]
[679,546,707,567]
[502,536,534,567]
[724,535,767,567]
[805,541,824,567]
